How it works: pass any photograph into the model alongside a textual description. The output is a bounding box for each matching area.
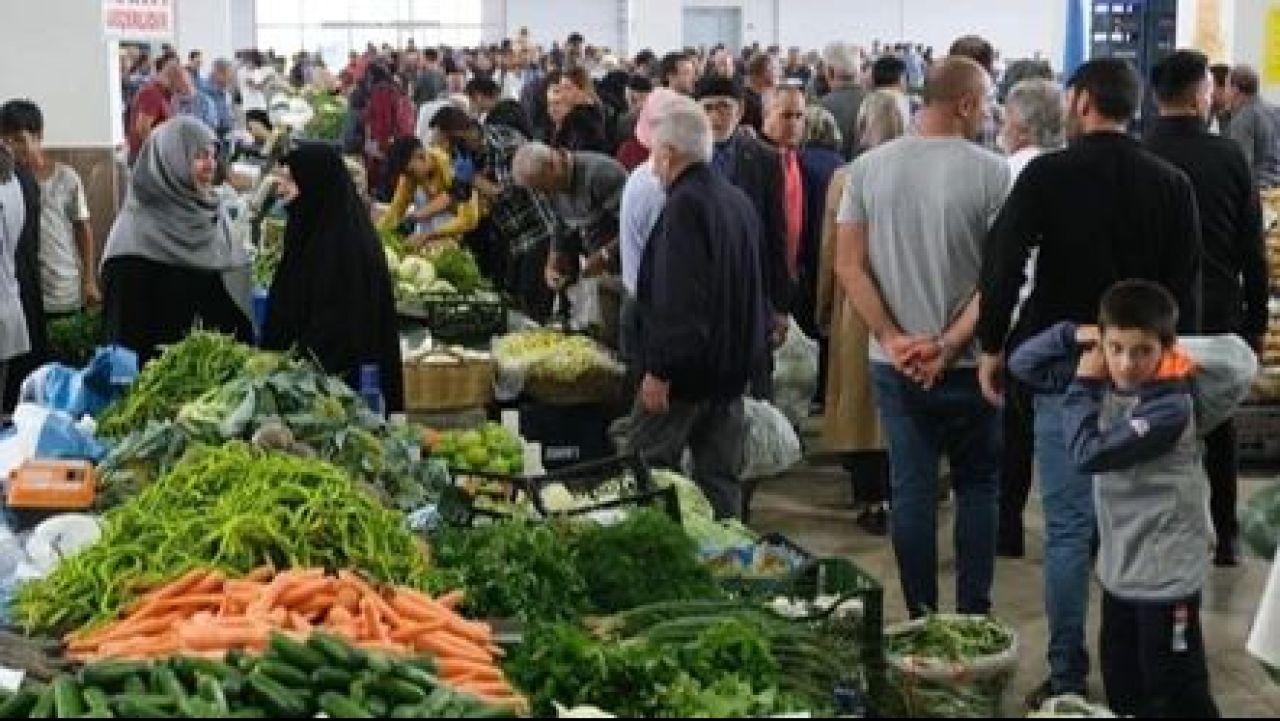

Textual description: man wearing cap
[695,75,789,391]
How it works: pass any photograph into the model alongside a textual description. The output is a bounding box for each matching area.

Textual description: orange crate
[7,459,97,510]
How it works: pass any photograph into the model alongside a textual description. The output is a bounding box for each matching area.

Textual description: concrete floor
[747,462,1280,717]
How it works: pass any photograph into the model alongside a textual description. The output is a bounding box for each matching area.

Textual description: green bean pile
[96,332,262,438]
[14,442,438,635]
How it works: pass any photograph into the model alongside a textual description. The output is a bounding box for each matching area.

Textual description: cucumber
[371,678,427,705]
[390,704,426,718]
[154,667,188,705]
[390,663,439,689]
[175,657,236,683]
[307,634,358,669]
[420,687,453,715]
[366,653,393,675]
[310,667,354,691]
[0,689,39,718]
[79,710,116,718]
[122,677,147,696]
[256,660,309,689]
[224,649,254,674]
[228,709,268,719]
[111,697,170,718]
[268,634,326,672]
[28,687,54,719]
[197,675,229,714]
[81,687,113,714]
[80,662,149,690]
[366,695,390,717]
[318,692,374,718]
[246,673,307,717]
[108,693,176,710]
[53,676,85,717]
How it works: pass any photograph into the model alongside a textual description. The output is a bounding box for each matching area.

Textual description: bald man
[835,56,1010,621]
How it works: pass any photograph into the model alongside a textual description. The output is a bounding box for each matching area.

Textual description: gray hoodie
[1011,323,1258,600]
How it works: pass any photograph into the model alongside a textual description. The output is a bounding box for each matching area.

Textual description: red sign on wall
[103,0,174,39]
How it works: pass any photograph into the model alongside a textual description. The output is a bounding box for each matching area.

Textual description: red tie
[783,150,803,279]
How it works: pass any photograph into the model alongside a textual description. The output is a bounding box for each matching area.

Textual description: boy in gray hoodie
[1010,279,1257,717]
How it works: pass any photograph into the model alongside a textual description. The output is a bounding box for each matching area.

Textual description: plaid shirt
[482,125,557,256]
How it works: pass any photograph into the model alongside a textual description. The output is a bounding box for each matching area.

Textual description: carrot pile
[65,567,524,709]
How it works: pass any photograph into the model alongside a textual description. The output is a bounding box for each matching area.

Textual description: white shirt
[37,163,92,313]
[618,161,666,296]
[0,176,31,361]
[1007,146,1044,181]
[238,67,274,113]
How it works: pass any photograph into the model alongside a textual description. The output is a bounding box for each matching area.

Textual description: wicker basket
[403,355,495,412]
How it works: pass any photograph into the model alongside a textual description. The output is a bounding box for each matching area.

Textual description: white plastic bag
[772,317,819,426]
[741,399,802,480]
[565,277,605,332]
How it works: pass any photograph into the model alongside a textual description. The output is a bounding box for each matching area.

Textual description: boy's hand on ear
[1076,345,1108,380]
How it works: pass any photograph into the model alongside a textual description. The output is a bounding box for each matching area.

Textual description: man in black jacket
[1145,50,1269,566]
[694,75,790,391]
[977,58,1203,706]
[624,95,768,520]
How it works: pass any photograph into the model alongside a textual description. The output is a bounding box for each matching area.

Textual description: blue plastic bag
[18,346,138,419]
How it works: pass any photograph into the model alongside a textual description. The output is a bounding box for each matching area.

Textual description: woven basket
[403,355,495,412]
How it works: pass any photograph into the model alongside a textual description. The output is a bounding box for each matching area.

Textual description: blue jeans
[870,364,1001,618]
[1035,394,1097,695]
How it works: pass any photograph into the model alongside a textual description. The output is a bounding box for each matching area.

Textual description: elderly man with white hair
[620,95,769,520]
[820,42,867,160]
[511,142,627,291]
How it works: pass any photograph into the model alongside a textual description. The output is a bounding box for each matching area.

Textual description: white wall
[504,0,625,52]
[230,0,257,53]
[683,0,776,47]
[0,0,120,146]
[176,0,235,61]
[631,0,682,55]
[1234,0,1280,102]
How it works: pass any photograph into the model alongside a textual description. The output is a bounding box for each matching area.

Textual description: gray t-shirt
[38,163,92,313]
[838,136,1010,366]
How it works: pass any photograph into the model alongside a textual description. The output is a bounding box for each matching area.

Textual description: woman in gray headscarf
[102,116,253,362]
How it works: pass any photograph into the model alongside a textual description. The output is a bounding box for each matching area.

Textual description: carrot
[289,611,313,633]
[442,665,505,684]
[389,621,445,643]
[452,680,514,696]
[297,592,337,616]
[327,606,355,625]
[278,577,333,609]
[245,565,276,582]
[177,623,270,652]
[334,585,362,613]
[416,635,492,664]
[390,594,442,623]
[435,657,500,680]
[358,640,410,656]
[96,635,182,660]
[436,590,465,610]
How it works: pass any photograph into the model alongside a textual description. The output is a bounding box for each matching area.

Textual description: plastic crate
[529,455,682,523]
[398,293,505,343]
[434,469,538,528]
[725,557,885,702]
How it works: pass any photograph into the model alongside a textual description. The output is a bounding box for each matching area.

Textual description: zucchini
[228,709,268,718]
[371,678,427,705]
[246,673,307,717]
[390,704,425,718]
[318,692,374,718]
[121,677,147,696]
[366,695,390,717]
[224,649,254,674]
[268,634,326,672]
[307,634,357,669]
[53,676,85,717]
[310,667,354,691]
[175,657,236,683]
[154,667,188,705]
[111,697,170,718]
[257,660,309,689]
[420,687,453,715]
[107,693,176,710]
[79,662,149,690]
[0,689,39,718]
[366,653,393,675]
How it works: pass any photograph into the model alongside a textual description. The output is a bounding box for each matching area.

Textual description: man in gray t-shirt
[835,57,1010,619]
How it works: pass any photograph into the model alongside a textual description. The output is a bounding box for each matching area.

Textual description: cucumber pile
[0,633,516,719]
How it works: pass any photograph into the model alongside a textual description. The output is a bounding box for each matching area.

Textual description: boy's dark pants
[1100,590,1219,719]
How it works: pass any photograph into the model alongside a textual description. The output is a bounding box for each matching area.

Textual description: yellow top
[376,145,481,240]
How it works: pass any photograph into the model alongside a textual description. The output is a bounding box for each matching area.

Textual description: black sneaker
[857,505,889,536]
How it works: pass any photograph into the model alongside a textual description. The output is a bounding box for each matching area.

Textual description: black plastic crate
[517,401,618,471]
[434,468,537,528]
[528,455,681,523]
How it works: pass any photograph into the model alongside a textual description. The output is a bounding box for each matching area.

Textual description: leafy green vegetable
[431,521,589,623]
[96,332,261,438]
[651,469,757,548]
[301,89,347,142]
[15,442,439,634]
[430,245,485,295]
[886,615,1012,662]
[567,509,723,614]
[46,310,104,367]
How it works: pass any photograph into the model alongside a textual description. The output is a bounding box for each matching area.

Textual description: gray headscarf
[104,116,253,320]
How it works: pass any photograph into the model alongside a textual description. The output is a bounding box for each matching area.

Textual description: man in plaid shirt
[431,106,559,321]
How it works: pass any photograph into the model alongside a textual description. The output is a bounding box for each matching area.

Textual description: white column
[631,0,682,53]
[1233,0,1280,102]
[0,0,121,147]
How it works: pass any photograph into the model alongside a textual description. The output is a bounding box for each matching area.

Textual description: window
[255,0,484,66]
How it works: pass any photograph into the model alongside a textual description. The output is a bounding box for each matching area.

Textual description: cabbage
[650,469,756,548]
[384,247,400,275]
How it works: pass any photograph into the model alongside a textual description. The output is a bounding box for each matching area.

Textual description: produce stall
[1242,191,1280,466]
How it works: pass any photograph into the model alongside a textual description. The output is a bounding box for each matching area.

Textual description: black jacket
[638,163,768,403]
[711,130,791,314]
[979,132,1203,354]
[4,165,47,411]
[1145,116,1269,337]
[552,105,611,155]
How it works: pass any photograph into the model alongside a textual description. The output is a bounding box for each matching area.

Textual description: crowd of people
[1,26,1278,717]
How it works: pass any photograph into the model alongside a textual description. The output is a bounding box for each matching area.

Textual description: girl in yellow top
[377,137,480,246]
